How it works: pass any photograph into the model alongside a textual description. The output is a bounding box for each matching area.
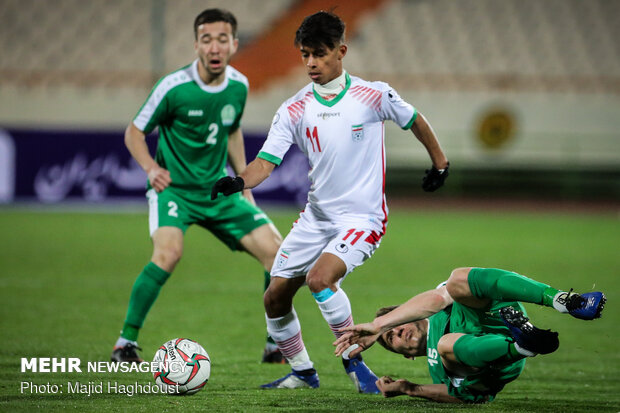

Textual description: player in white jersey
[212,11,449,393]
[260,73,416,233]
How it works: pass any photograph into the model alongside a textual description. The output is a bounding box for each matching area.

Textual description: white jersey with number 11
[258,73,417,235]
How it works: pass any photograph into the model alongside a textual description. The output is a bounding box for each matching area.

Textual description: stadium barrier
[0,128,309,206]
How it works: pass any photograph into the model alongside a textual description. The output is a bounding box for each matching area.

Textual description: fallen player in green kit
[334,267,606,403]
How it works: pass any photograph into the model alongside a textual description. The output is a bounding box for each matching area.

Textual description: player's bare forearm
[405,383,462,403]
[125,122,171,191]
[239,158,276,189]
[334,288,452,357]
[376,377,461,403]
[210,157,274,200]
[374,287,453,332]
[227,128,248,176]
[410,113,449,169]
[125,123,155,172]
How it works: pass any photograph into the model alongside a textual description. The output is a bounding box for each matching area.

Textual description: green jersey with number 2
[133,60,248,190]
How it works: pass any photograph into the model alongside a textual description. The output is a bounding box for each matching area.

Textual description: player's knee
[305,272,331,294]
[446,267,472,299]
[263,289,275,312]
[437,334,458,361]
[152,246,183,270]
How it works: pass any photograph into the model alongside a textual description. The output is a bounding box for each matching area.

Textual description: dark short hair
[375,306,400,354]
[295,10,345,50]
[194,8,238,39]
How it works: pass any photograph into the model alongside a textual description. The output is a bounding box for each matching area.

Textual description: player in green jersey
[111,8,284,364]
[334,267,606,403]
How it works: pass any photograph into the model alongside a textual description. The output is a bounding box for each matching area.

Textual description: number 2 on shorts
[168,201,178,217]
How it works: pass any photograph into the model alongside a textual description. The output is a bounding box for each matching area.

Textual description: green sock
[264,270,271,292]
[454,334,524,368]
[120,262,171,341]
[468,268,556,306]
[542,287,561,307]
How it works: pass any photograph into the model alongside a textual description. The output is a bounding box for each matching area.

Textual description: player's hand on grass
[376,376,413,398]
[211,176,245,200]
[147,165,172,192]
[333,322,381,357]
[422,162,449,192]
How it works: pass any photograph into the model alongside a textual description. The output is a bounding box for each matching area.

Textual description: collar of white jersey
[191,59,230,93]
[312,71,351,107]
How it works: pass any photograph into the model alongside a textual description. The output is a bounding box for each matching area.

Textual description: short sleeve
[133,80,171,134]
[229,82,248,132]
[258,103,295,166]
[380,85,417,130]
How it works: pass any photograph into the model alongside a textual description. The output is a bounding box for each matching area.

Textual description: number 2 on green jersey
[206,123,218,145]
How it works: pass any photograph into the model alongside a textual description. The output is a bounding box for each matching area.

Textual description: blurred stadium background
[1,0,619,206]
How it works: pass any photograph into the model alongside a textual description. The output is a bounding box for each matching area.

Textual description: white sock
[552,291,571,313]
[315,288,354,339]
[115,337,137,348]
[514,342,537,357]
[266,309,313,371]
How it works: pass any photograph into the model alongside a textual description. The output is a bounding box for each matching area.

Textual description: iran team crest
[351,124,364,142]
[277,250,290,268]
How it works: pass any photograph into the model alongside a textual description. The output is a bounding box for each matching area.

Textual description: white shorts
[271,209,383,279]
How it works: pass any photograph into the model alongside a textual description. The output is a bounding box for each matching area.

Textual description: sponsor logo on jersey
[188,109,204,117]
[277,250,290,268]
[221,104,236,126]
[317,112,340,120]
[253,213,267,221]
[351,124,364,142]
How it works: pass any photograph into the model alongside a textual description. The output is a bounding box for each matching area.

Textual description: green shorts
[146,187,272,250]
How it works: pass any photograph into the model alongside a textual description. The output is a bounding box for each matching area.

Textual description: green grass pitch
[0,206,618,412]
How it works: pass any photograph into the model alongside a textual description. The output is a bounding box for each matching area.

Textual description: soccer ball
[153,338,211,395]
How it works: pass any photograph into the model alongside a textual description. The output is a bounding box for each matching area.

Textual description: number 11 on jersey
[306,126,322,152]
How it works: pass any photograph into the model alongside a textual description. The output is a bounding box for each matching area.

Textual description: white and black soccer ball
[153,338,210,395]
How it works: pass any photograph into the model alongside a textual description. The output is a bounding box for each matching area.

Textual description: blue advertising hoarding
[0,128,310,206]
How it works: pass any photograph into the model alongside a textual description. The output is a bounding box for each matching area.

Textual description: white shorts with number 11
[271,209,382,279]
